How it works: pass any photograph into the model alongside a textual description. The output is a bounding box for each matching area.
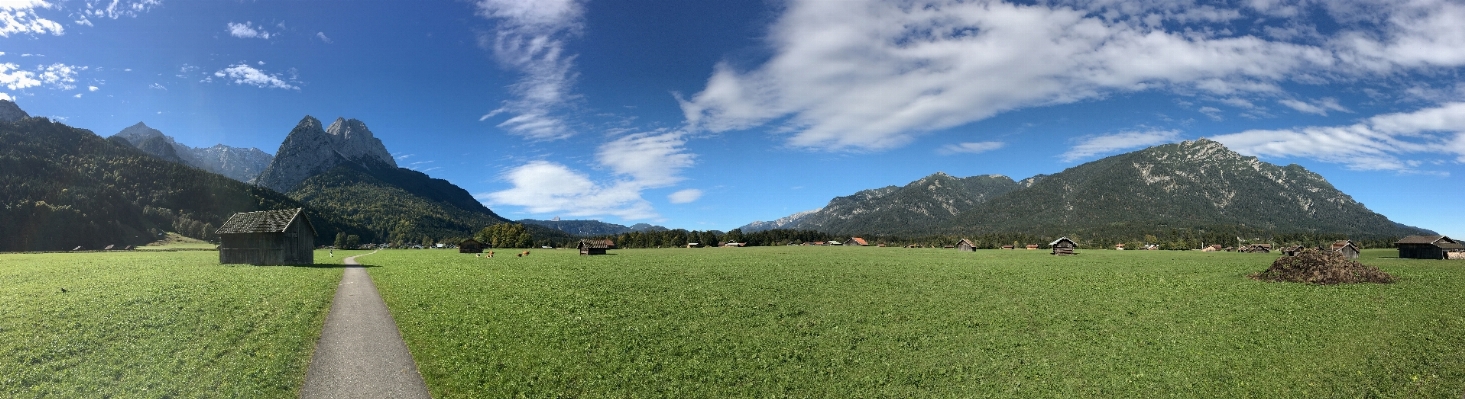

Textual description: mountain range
[741,139,1430,242]
[518,219,670,236]
[109,122,274,184]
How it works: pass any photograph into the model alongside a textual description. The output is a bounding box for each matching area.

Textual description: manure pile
[1251,249,1394,284]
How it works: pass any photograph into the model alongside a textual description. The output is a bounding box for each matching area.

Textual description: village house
[215,208,315,265]
[847,237,869,246]
[1049,237,1076,256]
[1395,235,1462,260]
[1330,240,1360,260]
[578,239,615,255]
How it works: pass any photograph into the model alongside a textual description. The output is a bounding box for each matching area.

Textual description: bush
[1251,249,1394,285]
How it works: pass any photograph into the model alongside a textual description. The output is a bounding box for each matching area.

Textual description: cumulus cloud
[0,0,63,37]
[0,62,81,91]
[212,63,297,90]
[87,85,97,91]
[0,63,41,90]
[475,0,586,140]
[937,141,1005,155]
[82,0,160,19]
[1062,130,1182,162]
[227,21,271,39]
[668,189,703,204]
[1278,97,1349,116]
[483,129,696,220]
[680,0,1465,151]
[316,31,331,43]
[480,161,658,220]
[1214,102,1465,172]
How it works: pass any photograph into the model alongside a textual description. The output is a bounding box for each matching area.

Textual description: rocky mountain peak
[114,122,169,146]
[109,121,275,184]
[256,115,399,193]
[0,99,29,122]
[324,117,396,167]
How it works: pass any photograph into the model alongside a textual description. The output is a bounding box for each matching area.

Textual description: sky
[3,0,1464,238]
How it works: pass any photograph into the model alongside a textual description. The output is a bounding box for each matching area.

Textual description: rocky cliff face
[256,116,397,193]
[0,100,29,122]
[111,122,274,183]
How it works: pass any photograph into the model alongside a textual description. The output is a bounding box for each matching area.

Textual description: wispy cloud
[1278,97,1350,116]
[938,141,1005,155]
[227,21,271,39]
[680,0,1465,151]
[316,31,331,43]
[212,63,297,90]
[1062,130,1181,162]
[475,0,586,140]
[82,0,159,19]
[668,189,703,204]
[1214,102,1465,173]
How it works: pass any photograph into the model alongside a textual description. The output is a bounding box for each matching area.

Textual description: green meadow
[366,247,1465,398]
[0,250,365,398]
[3,247,1462,397]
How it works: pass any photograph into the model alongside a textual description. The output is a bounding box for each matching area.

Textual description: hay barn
[578,239,615,255]
[1050,237,1076,255]
[1395,235,1461,260]
[216,208,315,265]
[956,239,976,252]
[459,238,485,253]
[1330,240,1360,260]
[847,237,868,246]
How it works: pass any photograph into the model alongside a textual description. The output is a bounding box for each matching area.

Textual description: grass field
[0,249,365,397]
[136,232,218,250]
[367,247,1465,398]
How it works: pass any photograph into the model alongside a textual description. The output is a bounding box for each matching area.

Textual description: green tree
[345,235,360,249]
[334,232,347,248]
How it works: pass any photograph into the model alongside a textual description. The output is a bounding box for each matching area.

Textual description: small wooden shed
[1049,237,1076,256]
[1330,240,1360,260]
[1395,235,1460,260]
[216,208,315,265]
[847,237,868,246]
[956,239,976,252]
[459,238,485,253]
[578,239,615,255]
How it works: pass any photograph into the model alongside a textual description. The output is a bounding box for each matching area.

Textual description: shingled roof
[215,208,309,234]
[1395,235,1456,245]
[578,239,615,249]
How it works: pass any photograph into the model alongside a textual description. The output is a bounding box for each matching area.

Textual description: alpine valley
[740,139,1431,247]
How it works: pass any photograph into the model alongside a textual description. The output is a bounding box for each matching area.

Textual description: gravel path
[300,252,431,398]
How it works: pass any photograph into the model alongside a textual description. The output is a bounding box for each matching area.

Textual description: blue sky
[3,0,1463,238]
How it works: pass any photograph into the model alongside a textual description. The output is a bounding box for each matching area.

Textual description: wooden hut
[1049,237,1076,255]
[847,237,868,246]
[1330,240,1360,260]
[1025,244,1039,250]
[215,208,315,265]
[1395,235,1461,260]
[1000,245,1014,250]
[578,239,615,255]
[956,239,976,252]
[459,238,485,253]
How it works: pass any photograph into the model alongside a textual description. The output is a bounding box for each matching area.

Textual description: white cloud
[1062,130,1181,162]
[475,0,586,140]
[668,189,703,204]
[0,63,40,90]
[1198,106,1224,121]
[148,82,164,90]
[480,161,658,220]
[87,85,97,91]
[680,0,1465,151]
[1278,97,1349,116]
[0,0,63,37]
[316,31,331,43]
[0,92,12,101]
[84,0,160,19]
[72,92,79,98]
[1214,102,1465,172]
[212,63,298,90]
[484,129,696,220]
[938,141,1005,155]
[227,21,271,39]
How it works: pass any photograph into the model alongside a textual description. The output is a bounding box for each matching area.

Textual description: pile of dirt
[1251,249,1394,284]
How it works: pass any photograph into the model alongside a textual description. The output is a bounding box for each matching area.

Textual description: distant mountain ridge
[743,139,1430,241]
[0,100,30,122]
[519,219,670,236]
[111,122,273,183]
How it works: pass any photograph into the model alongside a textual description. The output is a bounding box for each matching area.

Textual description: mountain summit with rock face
[256,116,397,193]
